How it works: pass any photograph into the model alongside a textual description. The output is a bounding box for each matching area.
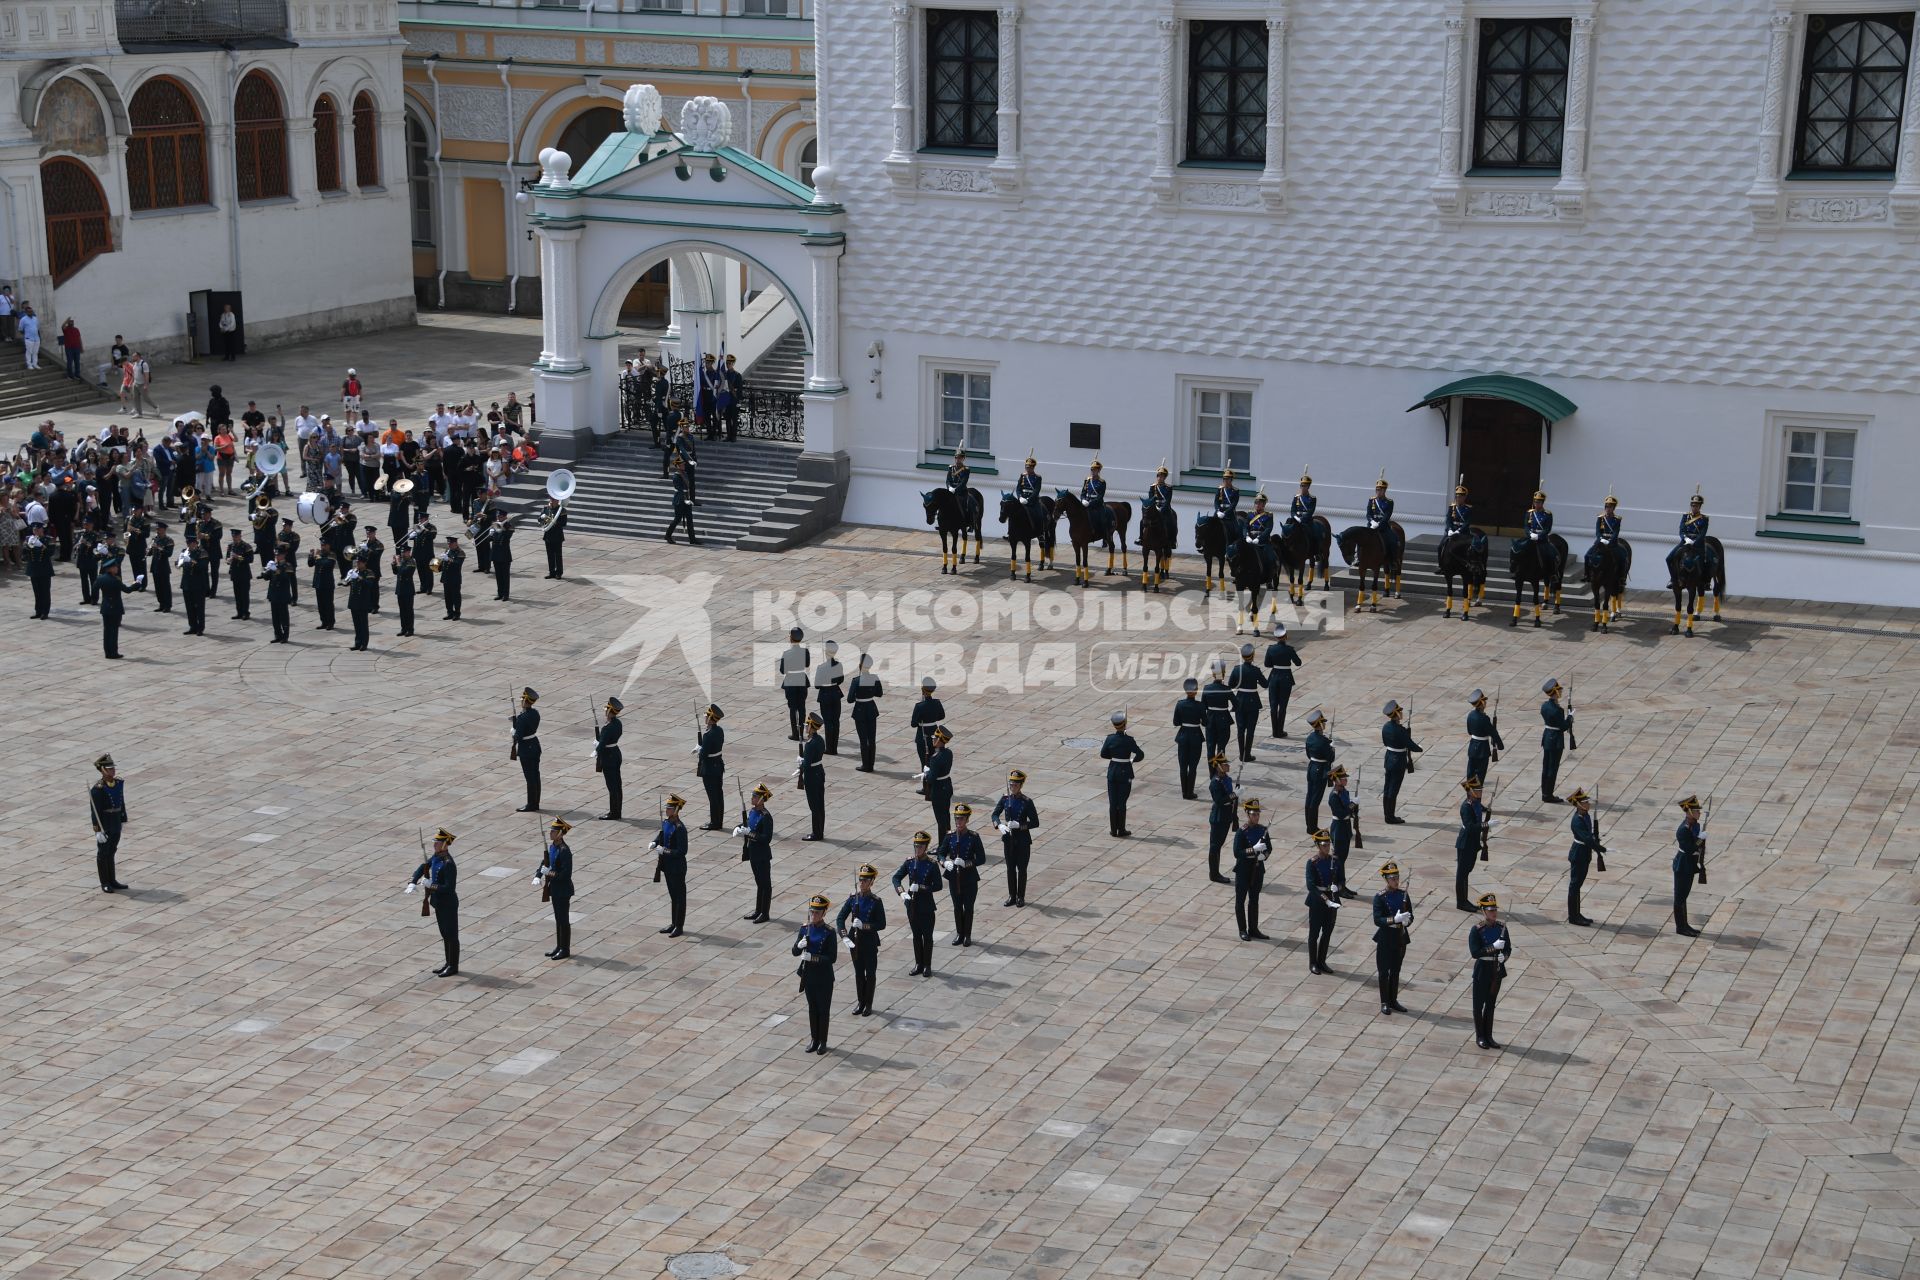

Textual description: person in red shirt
[59,318,83,381]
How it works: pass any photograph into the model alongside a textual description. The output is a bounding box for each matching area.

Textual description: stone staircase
[0,340,118,421]
[745,322,806,393]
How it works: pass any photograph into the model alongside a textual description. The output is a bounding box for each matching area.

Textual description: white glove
[789,768,801,781]
[918,766,930,778]
[96,832,107,845]
[731,825,748,837]
[531,876,542,886]
[1529,531,1541,540]
[1492,938,1506,951]
[1253,841,1269,854]
[1484,819,1495,832]
[1683,536,1696,545]
[690,746,700,754]
[1328,899,1340,909]
[1396,911,1411,925]
[997,823,1012,836]
[134,575,145,585]
[404,882,416,893]
[796,756,806,767]
[646,842,662,855]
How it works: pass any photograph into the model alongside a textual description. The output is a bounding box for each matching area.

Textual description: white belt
[1470,735,1492,742]
[1386,748,1409,754]
[919,720,943,728]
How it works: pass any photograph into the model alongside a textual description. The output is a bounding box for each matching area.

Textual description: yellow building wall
[464,180,506,281]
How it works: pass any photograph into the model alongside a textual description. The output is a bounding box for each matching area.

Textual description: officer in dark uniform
[1380,700,1421,824]
[1468,894,1510,1049]
[940,804,985,946]
[798,712,827,840]
[595,696,624,819]
[541,496,567,578]
[1206,753,1238,883]
[1303,709,1335,834]
[1566,787,1605,926]
[346,552,373,651]
[1674,795,1704,936]
[1456,776,1488,911]
[778,627,810,740]
[1367,472,1400,566]
[990,768,1038,906]
[945,447,972,497]
[1100,711,1144,838]
[124,503,150,588]
[1232,797,1270,941]
[252,493,278,566]
[735,782,774,922]
[488,510,514,601]
[1326,765,1359,896]
[1201,660,1234,760]
[407,828,461,977]
[1213,468,1240,522]
[813,641,845,754]
[910,676,944,790]
[1229,642,1267,763]
[96,554,126,658]
[512,687,542,812]
[697,703,726,829]
[1263,625,1301,737]
[180,534,208,635]
[148,522,174,613]
[849,652,883,771]
[226,530,254,620]
[837,865,886,1015]
[88,753,129,892]
[439,536,464,619]
[1667,488,1712,591]
[391,541,416,636]
[538,816,574,959]
[794,894,840,1053]
[1373,862,1412,1015]
[923,725,955,840]
[1172,678,1206,799]
[76,516,101,605]
[1539,677,1572,802]
[265,549,295,643]
[1305,829,1339,974]
[1445,479,1474,537]
[1016,453,1048,535]
[357,525,384,613]
[665,457,698,544]
[25,521,55,619]
[1246,493,1276,588]
[1081,458,1112,543]
[1465,688,1504,783]
[307,542,337,630]
[891,832,943,976]
[651,794,689,936]
[407,517,434,596]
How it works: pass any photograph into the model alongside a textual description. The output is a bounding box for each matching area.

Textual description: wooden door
[1458,398,1543,534]
[620,262,671,326]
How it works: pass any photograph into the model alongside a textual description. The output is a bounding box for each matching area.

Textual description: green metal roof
[1408,375,1577,423]
[563,132,817,207]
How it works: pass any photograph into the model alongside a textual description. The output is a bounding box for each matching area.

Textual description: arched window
[799,137,818,186]
[557,106,622,175]
[235,71,289,202]
[406,111,434,243]
[352,91,381,188]
[126,76,209,211]
[41,158,112,283]
[314,95,342,192]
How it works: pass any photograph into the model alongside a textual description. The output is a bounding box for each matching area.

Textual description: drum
[297,492,329,525]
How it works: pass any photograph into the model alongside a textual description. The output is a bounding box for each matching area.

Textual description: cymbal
[391,478,415,495]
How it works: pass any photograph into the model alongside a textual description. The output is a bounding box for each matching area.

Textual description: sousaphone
[539,469,576,530]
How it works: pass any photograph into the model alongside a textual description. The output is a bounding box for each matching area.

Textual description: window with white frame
[1781,425,1856,515]
[1192,385,1252,472]
[937,369,992,451]
[743,0,793,14]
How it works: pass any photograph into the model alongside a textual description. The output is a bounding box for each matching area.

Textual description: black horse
[1509,534,1569,628]
[1438,529,1489,619]
[1336,523,1403,612]
[1053,490,1133,586]
[1138,501,1177,591]
[1276,514,1329,605]
[1195,513,1236,598]
[1669,536,1726,636]
[1229,527,1271,635]
[923,487,984,574]
[998,492,1056,583]
[1583,537,1633,632]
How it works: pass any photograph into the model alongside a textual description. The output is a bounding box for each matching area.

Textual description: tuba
[241,443,286,501]
[538,469,576,530]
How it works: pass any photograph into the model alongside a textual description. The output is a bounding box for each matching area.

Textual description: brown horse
[1052,490,1133,587]
[1336,523,1404,611]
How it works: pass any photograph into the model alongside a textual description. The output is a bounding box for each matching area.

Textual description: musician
[891,832,943,976]
[1539,678,1572,803]
[594,697,624,820]
[837,865,886,1015]
[665,457,698,545]
[1172,678,1205,800]
[793,894,839,1053]
[76,513,100,605]
[1263,624,1302,738]
[848,652,883,772]
[275,519,300,604]
[410,517,436,595]
[1674,796,1704,937]
[195,506,222,597]
[1327,766,1358,896]
[266,549,296,643]
[1303,709,1335,834]
[1232,797,1270,941]
[438,536,464,620]
[251,493,277,566]
[345,552,374,651]
[225,530,254,621]
[696,703,726,830]
[147,522,173,614]
[1468,894,1510,1049]
[923,725,955,840]
[180,534,208,635]
[308,543,337,631]
[1455,777,1488,912]
[124,502,151,588]
[1206,753,1238,883]
[1229,641,1267,763]
[321,503,353,578]
[392,542,417,637]
[1080,458,1113,542]
[1373,863,1412,1015]
[735,782,774,922]
[89,753,130,892]
[945,447,971,496]
[1667,487,1712,590]
[1446,480,1473,537]
[96,554,126,659]
[651,794,689,937]
[1305,829,1339,974]
[798,712,827,841]
[813,640,845,755]
[1201,659,1234,761]
[1566,787,1604,926]
[25,520,54,619]
[989,768,1038,907]
[356,525,385,613]
[386,483,411,548]
[1213,468,1240,521]
[407,828,460,977]
[908,676,945,793]
[471,493,495,575]
[541,496,567,579]
[1016,453,1047,531]
[1101,710,1144,838]
[512,687,542,812]
[1380,700,1421,825]
[1465,688,1504,783]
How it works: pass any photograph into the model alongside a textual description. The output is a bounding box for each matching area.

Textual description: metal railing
[619,360,802,442]
[407,0,803,15]
[115,0,288,43]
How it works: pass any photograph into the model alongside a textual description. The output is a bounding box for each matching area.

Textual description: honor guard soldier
[1446,478,1473,537]
[696,703,726,830]
[665,456,698,544]
[488,510,514,601]
[798,712,827,840]
[1172,678,1206,799]
[594,697,624,819]
[391,541,416,637]
[226,529,254,620]
[538,817,574,959]
[1539,678,1572,802]
[1668,488,1712,591]
[910,676,945,790]
[1373,863,1412,1015]
[1214,468,1240,521]
[1465,689,1504,782]
[407,829,461,977]
[1206,753,1239,883]
[923,726,955,839]
[180,534,208,635]
[1229,642,1268,762]
[1247,494,1277,586]
[941,804,985,946]
[307,541,337,631]
[1456,777,1489,911]
[1468,894,1511,1049]
[946,447,972,496]
[512,687,542,812]
[1368,472,1401,565]
[1081,457,1113,546]
[96,554,126,659]
[849,652,884,771]
[649,794,689,936]
[25,521,54,619]
[1303,709,1335,833]
[735,782,774,922]
[1290,469,1317,525]
[838,866,887,1015]
[88,754,130,892]
[814,641,845,754]
[1674,796,1704,936]
[148,522,174,614]
[1232,798,1270,941]
[991,769,1039,906]
[1263,625,1301,737]
[778,627,810,740]
[1380,701,1421,824]
[1201,659,1235,760]
[794,895,840,1053]
[1326,766,1360,897]
[345,553,373,651]
[1017,453,1049,537]
[1101,711,1144,837]
[541,495,567,578]
[1525,488,1553,542]
[439,536,465,620]
[892,832,944,976]
[266,549,296,643]
[1305,830,1340,974]
[1564,788,1604,926]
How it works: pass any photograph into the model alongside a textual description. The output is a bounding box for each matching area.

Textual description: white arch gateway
[527,87,849,495]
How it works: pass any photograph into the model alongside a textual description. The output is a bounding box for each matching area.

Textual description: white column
[547,226,582,369]
[535,228,559,366]
[1259,8,1289,210]
[990,4,1023,192]
[1429,8,1468,216]
[810,0,837,205]
[1889,8,1920,232]
[884,2,915,190]
[1553,14,1594,215]
[1150,13,1178,201]
[803,232,844,394]
[1748,10,1797,229]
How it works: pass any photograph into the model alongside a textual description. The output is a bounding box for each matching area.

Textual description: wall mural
[36,78,108,158]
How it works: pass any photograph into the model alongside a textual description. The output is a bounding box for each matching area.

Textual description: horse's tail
[1708,536,1728,601]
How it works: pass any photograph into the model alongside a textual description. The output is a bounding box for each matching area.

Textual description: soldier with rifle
[1674,795,1706,936]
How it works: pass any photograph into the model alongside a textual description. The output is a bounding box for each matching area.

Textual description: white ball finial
[677,95,734,152]
[537,147,573,188]
[623,83,663,136]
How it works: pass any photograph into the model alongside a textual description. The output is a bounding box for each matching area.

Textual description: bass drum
[297,491,330,525]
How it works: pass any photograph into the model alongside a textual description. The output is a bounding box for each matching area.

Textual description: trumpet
[476,514,519,546]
